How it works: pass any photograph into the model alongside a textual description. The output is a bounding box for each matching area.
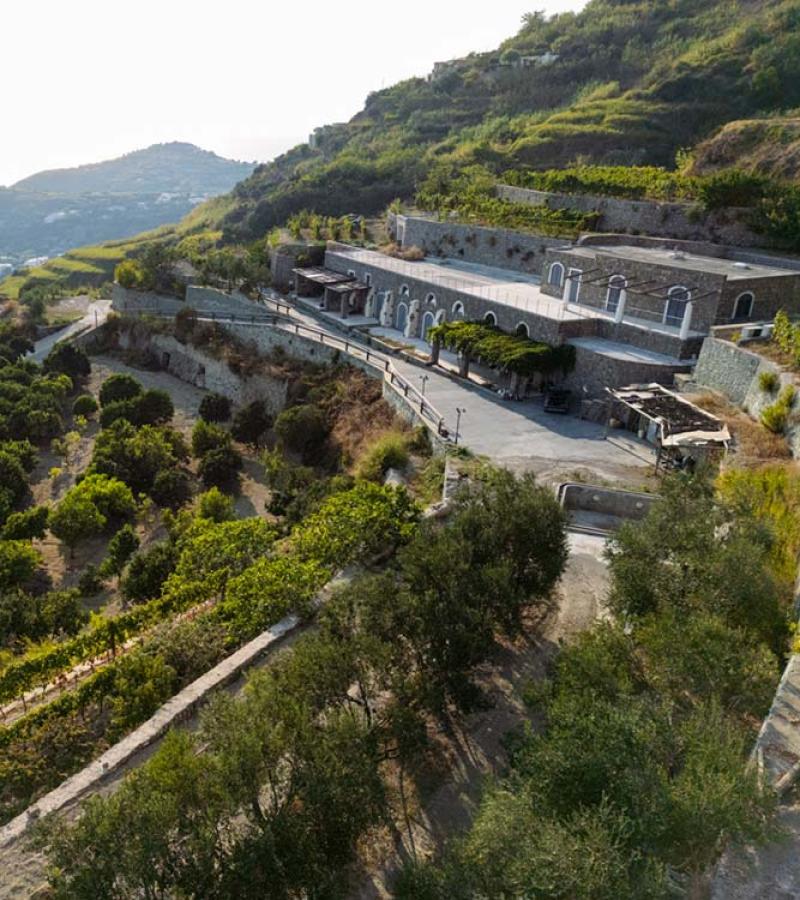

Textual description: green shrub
[231,400,272,447]
[196,487,235,522]
[759,371,779,393]
[72,394,98,417]
[275,404,329,460]
[1,505,49,540]
[151,469,192,510]
[198,392,231,423]
[356,433,411,481]
[99,374,142,407]
[191,420,231,458]
[198,445,243,489]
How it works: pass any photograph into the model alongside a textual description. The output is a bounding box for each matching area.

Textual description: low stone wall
[561,343,689,398]
[112,284,262,320]
[112,284,185,315]
[497,184,766,248]
[0,615,301,849]
[389,213,566,275]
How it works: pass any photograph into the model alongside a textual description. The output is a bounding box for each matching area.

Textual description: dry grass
[688,390,791,463]
[378,242,425,261]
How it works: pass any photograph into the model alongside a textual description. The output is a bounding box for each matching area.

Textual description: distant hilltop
[11,142,254,196]
[0,143,256,264]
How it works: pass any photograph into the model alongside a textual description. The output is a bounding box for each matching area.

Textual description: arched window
[347,269,356,279]
[664,286,691,328]
[484,312,497,327]
[364,273,372,287]
[547,262,565,288]
[733,291,754,321]
[435,309,446,325]
[395,302,408,333]
[400,284,410,297]
[515,322,530,338]
[425,292,437,306]
[452,301,465,319]
[605,275,626,314]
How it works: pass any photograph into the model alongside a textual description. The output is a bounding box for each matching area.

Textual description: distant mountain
[11,142,253,195]
[0,143,254,263]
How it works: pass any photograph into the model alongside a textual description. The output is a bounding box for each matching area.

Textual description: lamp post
[419,374,429,397]
[455,407,465,445]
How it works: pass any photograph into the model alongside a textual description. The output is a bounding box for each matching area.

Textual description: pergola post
[430,335,441,365]
[614,291,627,324]
[459,351,470,378]
[679,301,693,340]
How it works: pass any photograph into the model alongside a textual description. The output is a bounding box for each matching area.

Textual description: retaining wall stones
[389,213,566,275]
[0,615,301,849]
[497,184,766,248]
[692,337,800,456]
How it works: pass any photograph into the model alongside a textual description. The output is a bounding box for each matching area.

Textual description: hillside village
[5,1,800,898]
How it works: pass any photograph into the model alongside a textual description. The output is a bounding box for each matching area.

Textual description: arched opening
[452,301,465,320]
[395,302,408,333]
[605,275,626,314]
[547,262,565,288]
[515,322,530,338]
[733,291,754,321]
[364,273,372,287]
[565,268,582,303]
[435,308,446,325]
[484,312,497,327]
[347,269,356,279]
[400,284,410,297]
[425,292,437,306]
[421,311,436,344]
[664,286,691,328]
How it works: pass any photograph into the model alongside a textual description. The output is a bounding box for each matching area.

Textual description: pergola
[607,383,730,468]
[292,267,370,318]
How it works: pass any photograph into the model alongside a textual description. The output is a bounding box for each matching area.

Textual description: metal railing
[119,302,450,437]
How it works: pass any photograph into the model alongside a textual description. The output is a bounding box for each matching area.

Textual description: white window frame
[733,291,754,321]
[566,268,583,303]
[548,261,565,288]
[663,285,691,328]
[605,275,626,314]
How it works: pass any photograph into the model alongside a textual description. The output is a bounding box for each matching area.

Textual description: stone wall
[117,329,289,414]
[497,183,767,248]
[112,284,186,315]
[112,284,263,320]
[559,482,658,521]
[692,337,800,456]
[560,342,690,397]
[388,213,567,275]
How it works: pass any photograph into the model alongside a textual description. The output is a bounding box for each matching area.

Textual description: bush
[99,374,143,407]
[356,433,411,481]
[759,371,779,393]
[99,399,137,429]
[274,404,329,460]
[121,542,178,605]
[191,420,231,458]
[0,540,41,592]
[198,445,243,489]
[196,487,235,522]
[43,343,90,380]
[1,505,49,540]
[231,400,272,448]
[199,392,231,423]
[151,469,192,510]
[77,563,104,597]
[761,384,796,434]
[72,394,98,417]
[134,389,174,425]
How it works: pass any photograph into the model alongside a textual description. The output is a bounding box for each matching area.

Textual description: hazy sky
[0,0,583,187]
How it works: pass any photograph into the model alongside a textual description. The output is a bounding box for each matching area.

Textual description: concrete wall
[389,213,567,275]
[497,183,767,248]
[559,482,658,520]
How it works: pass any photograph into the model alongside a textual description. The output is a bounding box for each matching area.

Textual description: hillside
[10,142,253,195]
[187,0,800,241]
[0,144,253,265]
[690,117,800,182]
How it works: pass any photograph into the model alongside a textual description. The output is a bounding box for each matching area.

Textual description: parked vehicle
[543,388,572,414]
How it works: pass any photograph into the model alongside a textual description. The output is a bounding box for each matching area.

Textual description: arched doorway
[484,311,497,326]
[733,291,754,321]
[664,286,691,328]
[395,302,408,333]
[515,322,530,338]
[548,262,565,288]
[606,275,626,315]
[452,301,465,320]
[421,311,436,345]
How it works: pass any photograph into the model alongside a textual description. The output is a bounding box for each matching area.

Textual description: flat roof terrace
[572,244,800,281]
[328,246,706,340]
[327,247,585,323]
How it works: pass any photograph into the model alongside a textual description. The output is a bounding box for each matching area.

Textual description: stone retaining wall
[497,184,766,248]
[388,213,566,275]
[692,337,800,456]
[0,615,301,849]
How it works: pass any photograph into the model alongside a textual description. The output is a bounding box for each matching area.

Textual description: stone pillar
[510,371,521,398]
[614,290,627,324]
[679,301,693,340]
[341,291,350,319]
[406,299,421,338]
[380,292,394,328]
[459,351,471,378]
